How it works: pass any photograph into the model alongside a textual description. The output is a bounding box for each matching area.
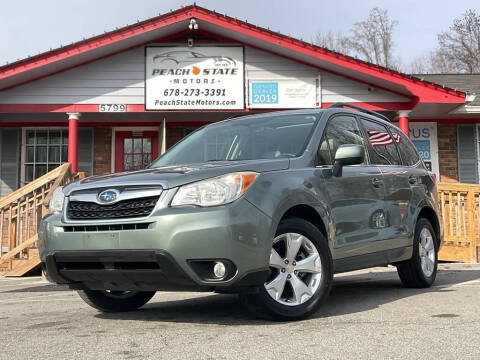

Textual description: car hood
[63,159,289,195]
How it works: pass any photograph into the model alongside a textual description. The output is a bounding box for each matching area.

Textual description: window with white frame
[24,129,68,182]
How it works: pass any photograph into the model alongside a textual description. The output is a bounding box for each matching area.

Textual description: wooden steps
[2,255,41,277]
[0,242,41,277]
[0,164,87,277]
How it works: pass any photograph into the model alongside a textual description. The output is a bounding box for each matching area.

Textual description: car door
[360,118,413,250]
[316,114,387,260]
[388,126,426,244]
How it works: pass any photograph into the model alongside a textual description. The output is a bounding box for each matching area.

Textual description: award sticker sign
[251,82,279,105]
[145,46,245,110]
[249,78,318,108]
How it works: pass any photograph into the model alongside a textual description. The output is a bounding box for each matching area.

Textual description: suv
[39,103,442,320]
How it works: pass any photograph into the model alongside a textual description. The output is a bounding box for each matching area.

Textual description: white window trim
[20,127,68,186]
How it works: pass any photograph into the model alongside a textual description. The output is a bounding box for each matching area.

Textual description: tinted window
[390,128,420,166]
[317,115,366,165]
[361,119,401,165]
[317,135,332,165]
[151,114,317,167]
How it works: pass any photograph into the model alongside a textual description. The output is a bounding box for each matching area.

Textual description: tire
[77,290,156,312]
[241,217,333,321]
[396,218,438,288]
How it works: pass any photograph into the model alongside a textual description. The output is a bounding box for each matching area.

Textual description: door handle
[409,175,417,185]
[371,177,383,188]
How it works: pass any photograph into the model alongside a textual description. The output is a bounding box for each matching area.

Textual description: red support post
[67,113,80,174]
[398,111,411,136]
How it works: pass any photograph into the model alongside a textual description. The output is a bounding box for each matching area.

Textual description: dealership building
[0,5,480,196]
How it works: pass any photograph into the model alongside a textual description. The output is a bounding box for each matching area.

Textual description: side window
[317,115,366,165]
[317,135,331,165]
[390,128,420,166]
[361,119,401,166]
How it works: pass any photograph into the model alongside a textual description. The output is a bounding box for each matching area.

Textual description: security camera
[188,18,198,30]
[187,38,194,48]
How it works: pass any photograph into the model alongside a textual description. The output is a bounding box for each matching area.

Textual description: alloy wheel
[264,232,322,306]
[419,227,435,277]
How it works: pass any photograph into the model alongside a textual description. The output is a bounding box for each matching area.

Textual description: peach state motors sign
[145,45,245,110]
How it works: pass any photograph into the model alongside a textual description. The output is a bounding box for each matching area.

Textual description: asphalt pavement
[0,263,479,359]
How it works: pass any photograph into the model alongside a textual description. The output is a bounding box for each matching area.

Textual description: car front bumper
[39,196,273,291]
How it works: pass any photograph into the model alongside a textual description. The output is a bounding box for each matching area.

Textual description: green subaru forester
[40,104,442,320]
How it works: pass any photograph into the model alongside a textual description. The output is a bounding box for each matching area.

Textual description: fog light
[213,261,226,278]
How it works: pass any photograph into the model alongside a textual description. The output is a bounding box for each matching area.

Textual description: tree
[350,7,398,68]
[409,50,458,74]
[313,31,352,55]
[437,9,480,73]
[314,7,398,68]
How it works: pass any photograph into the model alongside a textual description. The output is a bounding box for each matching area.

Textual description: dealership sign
[249,78,319,109]
[409,122,439,179]
[145,46,244,110]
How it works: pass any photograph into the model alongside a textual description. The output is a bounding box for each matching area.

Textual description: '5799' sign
[145,45,245,110]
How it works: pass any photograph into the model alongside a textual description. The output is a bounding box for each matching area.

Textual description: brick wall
[93,128,112,175]
[437,124,458,183]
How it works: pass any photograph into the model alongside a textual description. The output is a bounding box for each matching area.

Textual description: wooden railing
[438,182,480,263]
[0,164,86,274]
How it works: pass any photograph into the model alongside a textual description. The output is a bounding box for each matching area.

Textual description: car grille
[63,223,152,232]
[67,196,159,220]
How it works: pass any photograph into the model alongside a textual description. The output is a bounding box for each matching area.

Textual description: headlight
[49,186,65,214]
[171,172,258,207]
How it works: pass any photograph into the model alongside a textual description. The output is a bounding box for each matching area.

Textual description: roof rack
[328,102,390,122]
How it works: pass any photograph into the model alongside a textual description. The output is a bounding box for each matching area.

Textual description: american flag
[368,130,401,147]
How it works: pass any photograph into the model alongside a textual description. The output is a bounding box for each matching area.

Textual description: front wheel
[77,290,156,312]
[396,218,438,288]
[241,217,333,320]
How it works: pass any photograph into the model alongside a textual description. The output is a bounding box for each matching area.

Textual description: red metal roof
[0,5,466,105]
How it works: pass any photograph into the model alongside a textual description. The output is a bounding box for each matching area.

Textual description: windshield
[150,114,318,167]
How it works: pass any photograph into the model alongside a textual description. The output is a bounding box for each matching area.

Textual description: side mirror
[332,144,364,177]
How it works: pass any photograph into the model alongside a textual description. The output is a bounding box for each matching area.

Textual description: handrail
[0,163,86,270]
[0,163,70,210]
[43,165,73,206]
[438,182,480,191]
[0,234,38,264]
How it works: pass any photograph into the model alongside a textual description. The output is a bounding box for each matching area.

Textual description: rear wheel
[241,217,333,320]
[397,218,438,288]
[77,290,156,312]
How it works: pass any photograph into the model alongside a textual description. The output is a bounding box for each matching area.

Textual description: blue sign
[251,82,279,104]
[412,140,431,160]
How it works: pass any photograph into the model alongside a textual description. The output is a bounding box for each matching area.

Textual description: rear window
[361,119,401,166]
[390,127,421,166]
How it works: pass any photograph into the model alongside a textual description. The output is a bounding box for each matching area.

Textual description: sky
[0,0,476,69]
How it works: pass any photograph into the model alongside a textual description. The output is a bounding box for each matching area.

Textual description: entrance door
[115,131,159,172]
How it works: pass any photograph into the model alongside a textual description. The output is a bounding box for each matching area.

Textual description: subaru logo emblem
[97,189,119,204]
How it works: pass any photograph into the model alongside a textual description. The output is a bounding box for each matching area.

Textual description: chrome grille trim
[67,196,159,220]
[69,187,162,205]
